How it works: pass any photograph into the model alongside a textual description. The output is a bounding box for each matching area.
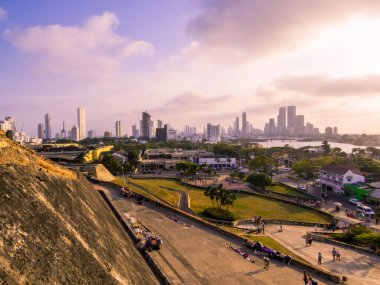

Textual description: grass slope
[129,179,332,223]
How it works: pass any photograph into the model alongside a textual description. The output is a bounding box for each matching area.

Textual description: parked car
[349,198,361,206]
[297,185,307,191]
[356,205,375,218]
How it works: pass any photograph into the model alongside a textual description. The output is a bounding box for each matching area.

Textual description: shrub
[203,207,236,221]
[354,233,380,249]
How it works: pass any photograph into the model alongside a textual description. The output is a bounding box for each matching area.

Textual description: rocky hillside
[0,133,158,285]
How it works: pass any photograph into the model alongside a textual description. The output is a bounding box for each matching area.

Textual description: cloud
[186,0,380,62]
[3,11,154,79]
[0,6,7,21]
[273,74,380,96]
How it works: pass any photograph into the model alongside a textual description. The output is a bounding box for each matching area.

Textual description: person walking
[336,249,341,261]
[306,236,309,247]
[309,236,313,247]
[263,256,270,270]
[332,247,337,261]
[318,252,322,265]
[303,270,308,285]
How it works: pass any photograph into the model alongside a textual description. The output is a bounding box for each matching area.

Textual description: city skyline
[2,1,380,135]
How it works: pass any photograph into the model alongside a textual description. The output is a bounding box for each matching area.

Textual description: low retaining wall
[235,219,328,228]
[98,189,172,285]
[99,180,342,284]
[308,232,376,256]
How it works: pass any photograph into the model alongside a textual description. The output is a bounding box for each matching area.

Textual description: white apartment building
[319,165,365,194]
[193,156,236,169]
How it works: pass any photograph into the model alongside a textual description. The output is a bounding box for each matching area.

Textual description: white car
[349,198,361,206]
[297,185,307,191]
[356,205,375,217]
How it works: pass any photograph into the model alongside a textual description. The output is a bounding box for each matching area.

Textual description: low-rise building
[193,155,236,169]
[319,165,365,194]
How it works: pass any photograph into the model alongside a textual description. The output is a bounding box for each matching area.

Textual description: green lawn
[267,183,311,198]
[129,179,332,223]
[220,227,307,263]
[112,177,158,201]
[128,178,180,207]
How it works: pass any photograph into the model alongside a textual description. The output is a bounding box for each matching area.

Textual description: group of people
[251,216,265,234]
[305,235,313,247]
[295,197,321,208]
[303,271,318,285]
[316,247,341,265]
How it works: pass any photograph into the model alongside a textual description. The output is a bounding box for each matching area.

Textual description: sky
[1,0,380,136]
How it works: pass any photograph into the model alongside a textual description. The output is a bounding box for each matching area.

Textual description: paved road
[98,185,334,285]
[265,225,380,285]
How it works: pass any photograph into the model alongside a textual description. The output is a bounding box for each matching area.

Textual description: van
[356,205,375,218]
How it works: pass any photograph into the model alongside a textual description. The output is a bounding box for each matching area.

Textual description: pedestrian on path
[263,257,270,270]
[332,247,337,261]
[279,223,283,232]
[303,270,308,285]
[318,252,322,265]
[336,249,341,261]
[306,236,309,247]
[308,236,313,246]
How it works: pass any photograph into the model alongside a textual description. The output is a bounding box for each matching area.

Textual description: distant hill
[0,133,158,285]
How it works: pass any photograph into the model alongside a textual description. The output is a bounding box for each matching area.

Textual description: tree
[5,130,13,140]
[321,140,331,155]
[220,189,236,211]
[248,155,273,173]
[246,173,272,190]
[292,160,313,178]
[127,150,140,168]
[101,154,123,175]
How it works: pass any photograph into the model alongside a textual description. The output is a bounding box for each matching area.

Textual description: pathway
[265,225,380,285]
[96,184,335,285]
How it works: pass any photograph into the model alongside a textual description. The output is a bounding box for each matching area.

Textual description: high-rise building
[132,124,139,138]
[71,124,79,141]
[156,125,168,141]
[242,112,247,135]
[333,127,338,135]
[88,129,96,138]
[269,118,276,135]
[157,120,163,129]
[305,122,314,135]
[115,121,123,137]
[61,121,66,139]
[206,123,221,143]
[45,113,52,139]
[287,106,296,135]
[104,131,112,138]
[141,111,152,139]
[234,117,239,136]
[296,115,305,136]
[5,116,16,133]
[38,123,45,139]
[277,107,286,135]
[77,107,86,140]
[325,127,333,136]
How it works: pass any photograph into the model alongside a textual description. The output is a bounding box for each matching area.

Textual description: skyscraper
[132,124,139,138]
[77,107,86,140]
[38,123,45,139]
[157,120,163,129]
[242,112,247,135]
[234,117,239,136]
[88,130,96,138]
[277,107,286,135]
[287,106,296,135]
[115,120,123,137]
[141,111,152,139]
[296,115,305,136]
[61,121,66,139]
[45,113,52,139]
[71,124,79,141]
[206,123,221,143]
